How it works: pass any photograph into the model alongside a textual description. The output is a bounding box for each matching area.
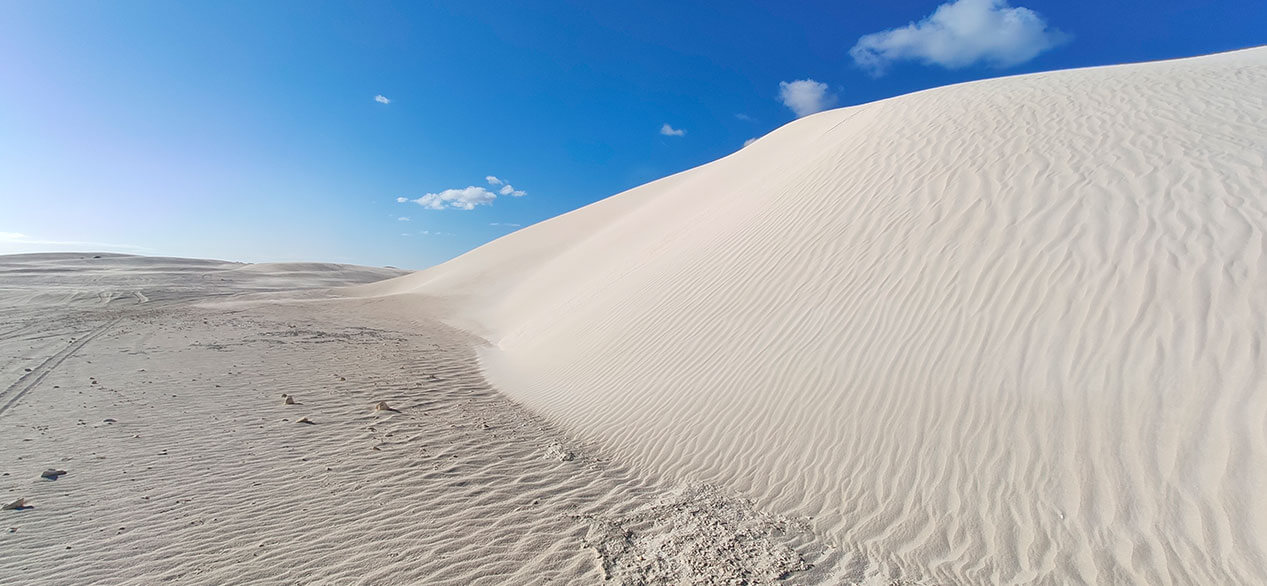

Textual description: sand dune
[359,48,1267,583]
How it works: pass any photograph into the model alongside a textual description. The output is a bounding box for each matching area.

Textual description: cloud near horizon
[850,0,1067,75]
[660,123,686,137]
[0,230,148,253]
[779,80,837,118]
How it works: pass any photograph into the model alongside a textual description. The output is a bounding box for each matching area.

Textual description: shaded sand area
[358,48,1267,584]
[0,254,845,585]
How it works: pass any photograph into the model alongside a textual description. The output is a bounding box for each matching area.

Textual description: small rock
[295,417,315,425]
[41,469,67,480]
[283,396,296,405]
[2,498,28,511]
[374,401,398,412]
[102,418,117,424]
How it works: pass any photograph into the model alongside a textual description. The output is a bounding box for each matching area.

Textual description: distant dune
[358,48,1267,583]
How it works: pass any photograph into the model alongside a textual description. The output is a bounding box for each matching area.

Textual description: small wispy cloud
[0,231,148,253]
[396,196,409,203]
[489,222,522,227]
[660,123,686,137]
[485,176,503,186]
[498,184,526,197]
[375,94,391,104]
[850,0,1067,75]
[735,113,754,122]
[743,137,757,147]
[397,217,411,222]
[779,80,837,118]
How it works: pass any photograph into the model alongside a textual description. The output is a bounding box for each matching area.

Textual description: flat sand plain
[0,253,843,585]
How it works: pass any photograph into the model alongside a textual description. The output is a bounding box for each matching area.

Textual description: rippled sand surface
[361,48,1267,584]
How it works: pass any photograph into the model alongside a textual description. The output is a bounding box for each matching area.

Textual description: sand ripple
[366,48,1267,584]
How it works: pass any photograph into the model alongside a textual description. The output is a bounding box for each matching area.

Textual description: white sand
[358,48,1267,584]
[1,254,839,584]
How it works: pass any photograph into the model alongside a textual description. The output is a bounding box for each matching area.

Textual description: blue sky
[2,1,1263,269]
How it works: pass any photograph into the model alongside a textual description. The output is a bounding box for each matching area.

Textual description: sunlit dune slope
[358,48,1267,584]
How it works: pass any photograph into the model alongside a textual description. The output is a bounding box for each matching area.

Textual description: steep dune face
[364,48,1267,583]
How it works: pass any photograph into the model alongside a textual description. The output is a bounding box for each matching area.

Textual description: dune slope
[361,48,1267,584]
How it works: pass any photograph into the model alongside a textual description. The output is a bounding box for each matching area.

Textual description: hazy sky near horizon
[3,1,1264,269]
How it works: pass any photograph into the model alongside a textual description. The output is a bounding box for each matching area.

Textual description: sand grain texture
[0,254,839,584]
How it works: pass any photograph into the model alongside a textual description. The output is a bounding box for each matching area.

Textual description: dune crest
[360,48,1267,583]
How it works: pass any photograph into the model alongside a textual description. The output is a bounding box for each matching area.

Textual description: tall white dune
[361,48,1267,584]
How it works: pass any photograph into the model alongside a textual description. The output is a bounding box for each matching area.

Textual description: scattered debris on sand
[544,442,574,462]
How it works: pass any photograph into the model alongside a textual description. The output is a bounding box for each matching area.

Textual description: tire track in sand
[0,317,121,417]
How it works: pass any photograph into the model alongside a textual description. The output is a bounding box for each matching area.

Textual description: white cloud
[850,0,1067,75]
[778,80,837,118]
[397,217,411,222]
[735,113,754,122]
[0,231,147,253]
[498,184,526,197]
[489,222,522,227]
[397,176,530,211]
[375,94,391,104]
[660,123,686,137]
[406,186,499,210]
[743,137,757,147]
